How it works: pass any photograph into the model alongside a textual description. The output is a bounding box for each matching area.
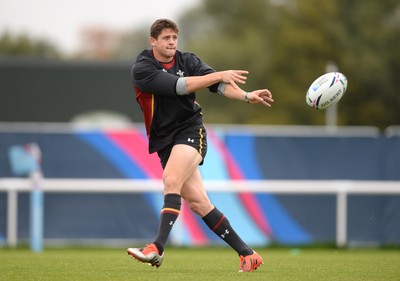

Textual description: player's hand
[220,70,249,89]
[247,89,274,107]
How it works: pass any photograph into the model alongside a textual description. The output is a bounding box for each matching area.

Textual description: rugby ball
[306,72,348,110]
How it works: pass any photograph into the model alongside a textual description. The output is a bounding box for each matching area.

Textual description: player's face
[151,28,178,62]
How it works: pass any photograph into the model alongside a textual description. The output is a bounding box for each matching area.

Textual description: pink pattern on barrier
[106,129,163,179]
[106,128,208,244]
[208,130,272,236]
[181,200,209,245]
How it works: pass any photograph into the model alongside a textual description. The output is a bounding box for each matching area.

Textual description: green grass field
[1,247,399,281]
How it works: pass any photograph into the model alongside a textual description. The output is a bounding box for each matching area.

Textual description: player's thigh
[163,144,202,189]
[181,168,213,217]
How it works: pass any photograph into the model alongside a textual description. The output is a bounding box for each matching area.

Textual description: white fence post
[336,190,348,247]
[7,188,18,247]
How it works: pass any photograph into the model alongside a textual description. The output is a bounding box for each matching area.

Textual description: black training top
[131,49,219,153]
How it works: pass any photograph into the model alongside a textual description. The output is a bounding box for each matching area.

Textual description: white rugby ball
[306,72,348,110]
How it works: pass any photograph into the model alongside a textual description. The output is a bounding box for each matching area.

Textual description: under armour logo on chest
[177,70,185,77]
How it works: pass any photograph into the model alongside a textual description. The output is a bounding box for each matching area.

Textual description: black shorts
[157,124,208,169]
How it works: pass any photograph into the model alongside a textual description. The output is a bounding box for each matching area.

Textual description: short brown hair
[150,19,179,39]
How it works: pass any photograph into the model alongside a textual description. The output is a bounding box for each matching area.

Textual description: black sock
[153,193,181,255]
[202,207,253,256]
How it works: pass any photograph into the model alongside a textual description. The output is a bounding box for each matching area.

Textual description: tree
[177,0,400,130]
[179,0,279,124]
[0,32,60,59]
[337,0,400,129]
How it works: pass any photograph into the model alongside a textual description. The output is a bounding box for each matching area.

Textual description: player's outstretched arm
[184,70,248,93]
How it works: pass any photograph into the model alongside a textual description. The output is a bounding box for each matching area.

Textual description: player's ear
[150,37,156,47]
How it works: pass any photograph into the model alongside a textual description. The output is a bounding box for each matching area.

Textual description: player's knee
[188,200,201,214]
[162,174,182,193]
[188,199,212,217]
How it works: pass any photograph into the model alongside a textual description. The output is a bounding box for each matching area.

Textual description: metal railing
[1,178,399,248]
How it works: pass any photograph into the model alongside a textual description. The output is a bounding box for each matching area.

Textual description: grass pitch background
[1,247,399,281]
